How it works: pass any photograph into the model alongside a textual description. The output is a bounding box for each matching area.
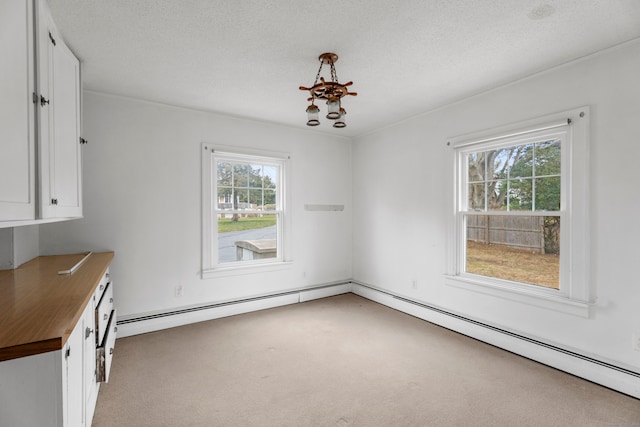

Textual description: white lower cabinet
[0,269,114,427]
[63,304,86,427]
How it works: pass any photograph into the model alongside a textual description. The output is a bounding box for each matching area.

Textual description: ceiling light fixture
[299,53,357,128]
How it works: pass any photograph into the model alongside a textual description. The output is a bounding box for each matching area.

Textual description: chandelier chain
[313,60,323,88]
[330,61,338,83]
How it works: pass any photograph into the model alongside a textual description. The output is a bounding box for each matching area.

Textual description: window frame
[201,143,292,278]
[445,107,591,316]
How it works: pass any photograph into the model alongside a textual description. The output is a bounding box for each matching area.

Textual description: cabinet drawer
[96,309,116,383]
[96,268,110,300]
[95,281,113,345]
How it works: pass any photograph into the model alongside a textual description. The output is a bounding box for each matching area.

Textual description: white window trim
[445,107,591,317]
[201,143,292,279]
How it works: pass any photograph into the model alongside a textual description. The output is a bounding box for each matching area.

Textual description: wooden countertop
[0,252,114,362]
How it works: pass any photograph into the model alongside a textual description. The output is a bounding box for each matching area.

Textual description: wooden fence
[467,215,546,253]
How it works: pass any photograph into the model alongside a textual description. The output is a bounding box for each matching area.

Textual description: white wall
[352,39,640,371]
[39,93,353,317]
[0,225,39,269]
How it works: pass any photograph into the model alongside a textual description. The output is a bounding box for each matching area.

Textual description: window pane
[468,152,485,183]
[217,213,278,264]
[263,166,277,189]
[507,178,533,211]
[235,189,248,205]
[535,177,560,211]
[507,143,534,178]
[249,164,263,188]
[217,186,233,209]
[487,179,507,211]
[465,214,559,289]
[263,189,276,210]
[248,188,263,208]
[490,147,515,180]
[535,139,561,176]
[468,183,485,211]
[233,163,249,188]
[217,161,233,186]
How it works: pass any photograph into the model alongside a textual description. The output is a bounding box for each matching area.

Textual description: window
[202,145,290,276]
[446,108,591,315]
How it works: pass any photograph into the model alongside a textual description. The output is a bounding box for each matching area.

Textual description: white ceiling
[48,0,640,137]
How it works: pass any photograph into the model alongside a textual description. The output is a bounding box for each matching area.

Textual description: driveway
[218,225,277,263]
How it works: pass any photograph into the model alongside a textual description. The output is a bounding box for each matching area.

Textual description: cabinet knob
[99,284,104,291]
[103,313,109,321]
[40,95,50,107]
[109,298,113,304]
[109,348,114,355]
[85,327,93,339]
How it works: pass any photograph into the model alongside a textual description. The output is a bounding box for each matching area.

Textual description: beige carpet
[93,294,640,426]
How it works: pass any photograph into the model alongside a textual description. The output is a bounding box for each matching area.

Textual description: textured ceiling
[48,0,640,137]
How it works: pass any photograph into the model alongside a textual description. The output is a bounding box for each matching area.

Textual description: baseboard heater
[390,293,639,378]
[351,282,640,398]
[117,281,350,326]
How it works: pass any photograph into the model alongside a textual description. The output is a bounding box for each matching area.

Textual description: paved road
[218,225,277,263]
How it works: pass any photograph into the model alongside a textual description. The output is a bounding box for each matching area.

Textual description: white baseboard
[116,282,351,338]
[299,283,351,302]
[351,283,640,399]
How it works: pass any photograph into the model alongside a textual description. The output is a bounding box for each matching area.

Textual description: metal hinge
[65,347,70,359]
[79,137,88,145]
[48,32,56,46]
[32,92,37,104]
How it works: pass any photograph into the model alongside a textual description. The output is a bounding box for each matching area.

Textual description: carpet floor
[93,294,640,426]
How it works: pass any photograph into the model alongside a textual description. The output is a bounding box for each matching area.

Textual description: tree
[467,140,560,212]
[468,145,529,210]
[217,161,277,221]
[467,140,561,254]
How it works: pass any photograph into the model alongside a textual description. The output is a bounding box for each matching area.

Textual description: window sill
[202,260,294,279]
[444,274,591,318]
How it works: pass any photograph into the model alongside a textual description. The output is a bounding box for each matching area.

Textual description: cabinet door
[0,0,35,221]
[37,0,83,219]
[63,311,85,427]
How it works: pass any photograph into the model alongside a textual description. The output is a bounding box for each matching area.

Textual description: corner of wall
[0,225,40,270]
[0,228,14,269]
[13,225,40,266]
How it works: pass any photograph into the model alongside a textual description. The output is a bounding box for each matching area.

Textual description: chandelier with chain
[299,53,357,128]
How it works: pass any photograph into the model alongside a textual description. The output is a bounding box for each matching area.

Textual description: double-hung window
[447,108,590,316]
[202,144,289,276]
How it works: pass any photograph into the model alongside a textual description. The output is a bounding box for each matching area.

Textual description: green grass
[218,215,276,233]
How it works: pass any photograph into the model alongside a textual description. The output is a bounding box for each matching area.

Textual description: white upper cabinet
[0,0,36,221]
[36,0,83,219]
[0,0,83,226]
